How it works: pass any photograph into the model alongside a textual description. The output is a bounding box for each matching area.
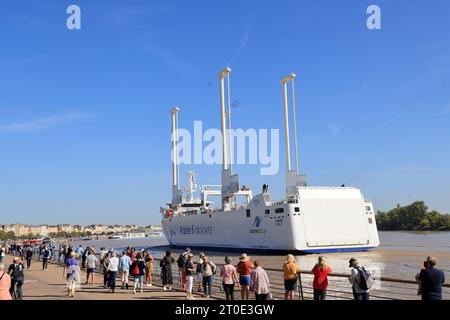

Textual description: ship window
[294,207,300,212]
[368,218,373,224]
[246,209,251,217]
[265,209,270,215]
[275,208,284,214]
[366,206,371,211]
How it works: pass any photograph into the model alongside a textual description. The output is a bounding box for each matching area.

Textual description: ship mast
[171,107,182,207]
[281,73,307,198]
[218,66,235,211]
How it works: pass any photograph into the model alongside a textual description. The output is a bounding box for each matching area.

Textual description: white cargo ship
[161,67,380,253]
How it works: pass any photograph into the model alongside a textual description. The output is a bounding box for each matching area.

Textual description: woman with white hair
[0,264,12,300]
[107,252,119,293]
[63,251,81,297]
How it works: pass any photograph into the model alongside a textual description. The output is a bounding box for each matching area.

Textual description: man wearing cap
[348,258,369,300]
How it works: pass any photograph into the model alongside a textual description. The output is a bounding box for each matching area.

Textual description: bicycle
[10,279,23,300]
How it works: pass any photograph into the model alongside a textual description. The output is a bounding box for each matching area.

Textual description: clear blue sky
[0,0,449,225]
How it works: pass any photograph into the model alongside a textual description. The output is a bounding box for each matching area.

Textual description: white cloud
[229,16,256,65]
[0,112,92,133]
[323,122,341,135]
[143,44,194,72]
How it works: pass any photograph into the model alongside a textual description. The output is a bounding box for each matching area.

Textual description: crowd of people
[0,241,447,301]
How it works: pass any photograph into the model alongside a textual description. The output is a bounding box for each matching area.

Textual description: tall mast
[218,66,232,210]
[218,67,231,172]
[281,73,298,174]
[226,72,233,175]
[282,72,306,197]
[171,107,180,204]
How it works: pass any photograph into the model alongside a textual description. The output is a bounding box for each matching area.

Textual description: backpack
[356,266,373,291]
[177,253,186,268]
[132,262,140,276]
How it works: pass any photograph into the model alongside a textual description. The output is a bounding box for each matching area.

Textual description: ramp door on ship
[299,192,370,248]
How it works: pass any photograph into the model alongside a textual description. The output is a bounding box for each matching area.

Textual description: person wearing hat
[348,258,370,300]
[220,256,239,300]
[237,253,252,300]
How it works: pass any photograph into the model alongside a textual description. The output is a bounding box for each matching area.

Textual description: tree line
[0,230,94,241]
[376,201,450,231]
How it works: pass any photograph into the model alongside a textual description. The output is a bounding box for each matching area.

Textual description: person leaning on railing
[311,256,332,300]
[283,254,299,300]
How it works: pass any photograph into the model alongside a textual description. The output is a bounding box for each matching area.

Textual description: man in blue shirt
[416,256,445,300]
[119,251,131,289]
[75,245,84,262]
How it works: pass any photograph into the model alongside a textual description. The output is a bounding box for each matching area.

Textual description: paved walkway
[3,255,206,300]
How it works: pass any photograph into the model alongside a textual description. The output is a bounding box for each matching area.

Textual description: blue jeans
[353,287,369,300]
[202,275,213,296]
[134,275,144,290]
[108,271,117,290]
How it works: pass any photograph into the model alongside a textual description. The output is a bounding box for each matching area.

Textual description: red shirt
[237,260,252,276]
[312,265,332,290]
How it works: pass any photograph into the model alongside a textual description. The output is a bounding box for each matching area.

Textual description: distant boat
[108,232,146,240]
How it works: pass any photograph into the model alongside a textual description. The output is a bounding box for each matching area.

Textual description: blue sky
[0,0,449,225]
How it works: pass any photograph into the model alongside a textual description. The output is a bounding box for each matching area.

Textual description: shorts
[87,268,96,273]
[239,275,251,286]
[284,279,297,291]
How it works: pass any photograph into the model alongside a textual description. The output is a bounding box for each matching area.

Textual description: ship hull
[162,187,380,254]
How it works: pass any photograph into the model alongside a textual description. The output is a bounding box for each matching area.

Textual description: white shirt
[108,257,119,272]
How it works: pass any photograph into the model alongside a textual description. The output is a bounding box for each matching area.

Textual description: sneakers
[133,290,136,294]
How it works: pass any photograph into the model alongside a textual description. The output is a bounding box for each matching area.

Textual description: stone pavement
[3,255,207,300]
